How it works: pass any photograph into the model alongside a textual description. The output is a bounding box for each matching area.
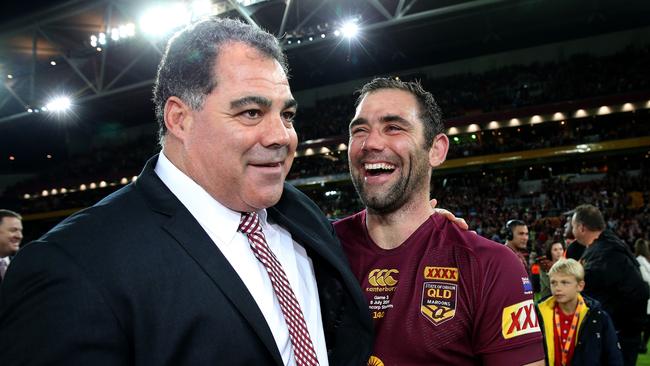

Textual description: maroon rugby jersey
[334,211,544,366]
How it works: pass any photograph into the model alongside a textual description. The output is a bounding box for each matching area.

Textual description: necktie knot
[0,259,8,279]
[238,212,261,235]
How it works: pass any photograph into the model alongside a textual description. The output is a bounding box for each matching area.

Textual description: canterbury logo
[368,269,399,287]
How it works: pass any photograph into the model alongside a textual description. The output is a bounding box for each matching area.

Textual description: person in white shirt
[0,18,372,366]
[0,209,22,282]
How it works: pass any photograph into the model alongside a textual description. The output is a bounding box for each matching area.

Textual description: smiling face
[0,216,22,257]
[348,89,447,214]
[163,42,297,212]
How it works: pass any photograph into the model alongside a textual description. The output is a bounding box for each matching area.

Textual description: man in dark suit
[0,209,22,284]
[0,18,372,365]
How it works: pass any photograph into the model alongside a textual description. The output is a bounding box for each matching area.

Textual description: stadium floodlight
[45,96,72,113]
[119,23,136,38]
[111,29,120,41]
[339,20,359,39]
[140,3,192,37]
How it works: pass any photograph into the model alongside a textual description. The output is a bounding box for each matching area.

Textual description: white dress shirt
[154,152,328,366]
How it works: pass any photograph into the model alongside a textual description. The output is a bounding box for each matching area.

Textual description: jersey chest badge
[421,266,459,325]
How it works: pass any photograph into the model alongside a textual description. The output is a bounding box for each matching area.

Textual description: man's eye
[243,110,261,118]
[282,111,296,121]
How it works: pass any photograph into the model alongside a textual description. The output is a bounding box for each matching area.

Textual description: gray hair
[152,17,288,145]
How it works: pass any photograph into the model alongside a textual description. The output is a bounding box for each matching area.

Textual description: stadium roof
[1,0,649,170]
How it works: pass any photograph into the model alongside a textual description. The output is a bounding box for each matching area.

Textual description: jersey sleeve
[472,241,544,365]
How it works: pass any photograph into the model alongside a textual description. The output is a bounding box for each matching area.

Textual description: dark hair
[572,204,606,231]
[635,239,650,261]
[355,77,443,147]
[0,209,21,224]
[152,17,288,145]
[505,219,526,241]
[544,241,565,259]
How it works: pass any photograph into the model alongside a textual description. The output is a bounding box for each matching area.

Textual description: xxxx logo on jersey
[421,282,457,326]
[368,269,399,287]
[367,356,384,366]
[501,299,540,339]
[423,266,459,282]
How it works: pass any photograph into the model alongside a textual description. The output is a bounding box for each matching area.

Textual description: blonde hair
[549,258,584,282]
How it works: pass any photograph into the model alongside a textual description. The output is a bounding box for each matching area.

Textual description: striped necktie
[238,212,319,366]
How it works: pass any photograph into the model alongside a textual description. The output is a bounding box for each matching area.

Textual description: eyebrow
[230,96,297,110]
[349,114,410,129]
[230,96,271,109]
[380,114,409,124]
[349,117,367,130]
[284,99,298,110]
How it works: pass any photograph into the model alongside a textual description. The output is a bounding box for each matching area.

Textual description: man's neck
[583,230,603,247]
[366,199,434,250]
[558,297,579,315]
[506,242,524,252]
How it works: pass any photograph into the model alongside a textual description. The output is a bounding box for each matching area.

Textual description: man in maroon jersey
[334,77,544,366]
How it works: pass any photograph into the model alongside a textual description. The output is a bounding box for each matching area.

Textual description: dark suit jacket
[0,155,372,365]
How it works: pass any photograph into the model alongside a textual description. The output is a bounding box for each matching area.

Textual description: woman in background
[538,241,565,300]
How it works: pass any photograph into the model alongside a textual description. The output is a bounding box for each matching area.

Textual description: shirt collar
[154,151,269,245]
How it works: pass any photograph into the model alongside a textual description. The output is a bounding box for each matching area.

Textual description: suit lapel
[136,155,284,365]
[268,204,364,308]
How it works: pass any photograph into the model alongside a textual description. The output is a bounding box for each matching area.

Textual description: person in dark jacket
[571,204,649,366]
[537,258,623,366]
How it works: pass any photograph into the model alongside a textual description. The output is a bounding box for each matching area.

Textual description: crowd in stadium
[2,44,650,250]
[295,44,650,141]
[1,6,650,365]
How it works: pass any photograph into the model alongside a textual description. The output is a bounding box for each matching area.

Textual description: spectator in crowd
[635,239,650,354]
[335,77,544,365]
[538,241,565,300]
[0,209,22,283]
[563,218,585,261]
[505,219,531,274]
[572,204,649,366]
[537,258,623,366]
[0,17,373,365]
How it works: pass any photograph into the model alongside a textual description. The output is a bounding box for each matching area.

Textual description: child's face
[550,273,585,306]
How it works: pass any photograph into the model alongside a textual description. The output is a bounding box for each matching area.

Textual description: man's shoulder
[589,231,632,260]
[333,211,364,229]
[39,183,148,246]
[434,216,513,258]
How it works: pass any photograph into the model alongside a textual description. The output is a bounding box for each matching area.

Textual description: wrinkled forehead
[355,89,419,117]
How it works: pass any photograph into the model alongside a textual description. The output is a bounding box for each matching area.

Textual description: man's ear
[164,96,192,141]
[429,133,450,167]
[577,280,585,292]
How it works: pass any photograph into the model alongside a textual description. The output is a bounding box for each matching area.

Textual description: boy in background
[537,258,622,365]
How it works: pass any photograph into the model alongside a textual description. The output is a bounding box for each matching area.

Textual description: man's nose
[261,114,291,148]
[361,129,385,152]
